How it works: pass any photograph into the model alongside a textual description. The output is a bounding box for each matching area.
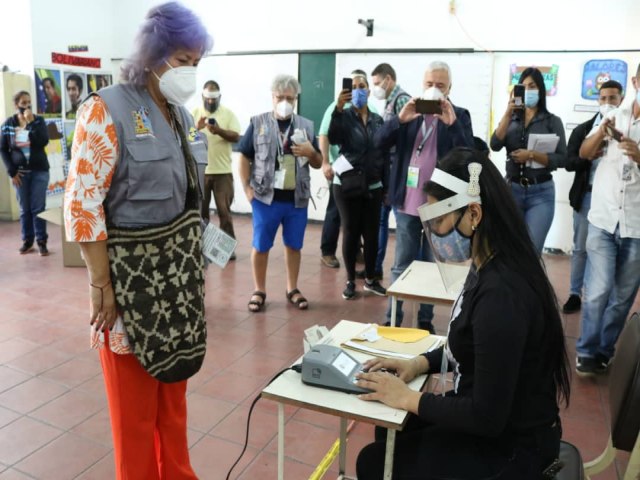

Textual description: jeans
[375,202,391,274]
[509,180,555,254]
[576,223,640,360]
[569,192,591,296]
[386,210,434,325]
[320,182,341,256]
[15,170,49,243]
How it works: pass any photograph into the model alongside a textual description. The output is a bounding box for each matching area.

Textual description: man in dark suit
[562,80,623,314]
[374,61,473,331]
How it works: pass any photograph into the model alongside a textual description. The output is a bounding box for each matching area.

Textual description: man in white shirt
[575,63,640,377]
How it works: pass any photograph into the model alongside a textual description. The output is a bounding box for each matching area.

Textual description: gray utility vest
[250,112,314,208]
[384,87,411,158]
[98,84,208,228]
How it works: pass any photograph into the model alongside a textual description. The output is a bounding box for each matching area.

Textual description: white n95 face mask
[372,84,387,100]
[155,61,197,106]
[599,103,616,117]
[276,100,294,119]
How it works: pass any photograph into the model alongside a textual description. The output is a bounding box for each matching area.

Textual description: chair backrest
[609,312,640,451]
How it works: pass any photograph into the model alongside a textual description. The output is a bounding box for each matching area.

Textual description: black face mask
[204,99,219,113]
[18,105,31,114]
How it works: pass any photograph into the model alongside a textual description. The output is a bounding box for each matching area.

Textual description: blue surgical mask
[352,88,368,109]
[524,89,539,108]
[429,211,472,263]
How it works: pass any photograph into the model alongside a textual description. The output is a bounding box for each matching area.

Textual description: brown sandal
[286,289,308,310]
[248,291,266,313]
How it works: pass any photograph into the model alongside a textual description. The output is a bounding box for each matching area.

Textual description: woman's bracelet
[90,280,111,310]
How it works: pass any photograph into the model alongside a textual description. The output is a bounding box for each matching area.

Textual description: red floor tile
[1,214,639,479]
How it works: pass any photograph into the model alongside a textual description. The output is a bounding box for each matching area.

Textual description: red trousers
[100,337,198,480]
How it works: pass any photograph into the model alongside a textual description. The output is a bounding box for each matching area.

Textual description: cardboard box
[38,207,86,267]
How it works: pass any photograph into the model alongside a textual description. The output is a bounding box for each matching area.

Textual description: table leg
[384,428,396,479]
[391,295,397,327]
[339,417,347,475]
[412,300,417,329]
[278,403,284,480]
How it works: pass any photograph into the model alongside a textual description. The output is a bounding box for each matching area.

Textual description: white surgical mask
[422,86,445,101]
[276,100,294,119]
[154,61,197,106]
[599,103,616,117]
[372,83,387,100]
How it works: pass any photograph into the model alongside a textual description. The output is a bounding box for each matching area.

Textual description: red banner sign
[51,52,101,68]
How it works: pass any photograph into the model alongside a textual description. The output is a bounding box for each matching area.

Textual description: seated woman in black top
[355,147,570,480]
[328,73,388,300]
[490,67,567,254]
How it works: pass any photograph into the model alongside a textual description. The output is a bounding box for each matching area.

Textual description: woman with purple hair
[63,3,212,478]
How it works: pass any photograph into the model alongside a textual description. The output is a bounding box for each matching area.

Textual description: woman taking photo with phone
[328,73,388,300]
[490,67,567,254]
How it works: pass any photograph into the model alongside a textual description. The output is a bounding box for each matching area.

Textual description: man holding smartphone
[562,80,623,315]
[575,64,640,377]
[192,80,241,255]
[374,61,474,331]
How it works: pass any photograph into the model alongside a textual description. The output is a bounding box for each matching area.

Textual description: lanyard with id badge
[407,118,437,189]
[273,123,297,190]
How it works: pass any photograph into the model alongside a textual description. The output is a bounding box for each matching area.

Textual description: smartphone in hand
[342,77,353,92]
[207,117,217,126]
[415,99,442,115]
[605,123,623,142]
[513,84,525,108]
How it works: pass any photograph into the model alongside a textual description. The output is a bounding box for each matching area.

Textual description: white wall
[24,0,640,250]
[0,1,34,76]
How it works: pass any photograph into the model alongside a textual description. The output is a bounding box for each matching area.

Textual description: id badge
[406,165,420,188]
[274,169,286,189]
[15,130,29,144]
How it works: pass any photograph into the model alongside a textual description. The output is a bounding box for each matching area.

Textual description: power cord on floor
[225,364,302,480]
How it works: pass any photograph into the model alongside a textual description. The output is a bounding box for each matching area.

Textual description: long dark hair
[519,67,548,113]
[425,147,571,407]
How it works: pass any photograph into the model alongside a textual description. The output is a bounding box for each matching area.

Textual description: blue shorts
[251,198,308,252]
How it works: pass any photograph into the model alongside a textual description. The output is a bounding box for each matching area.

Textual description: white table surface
[386,260,468,306]
[261,319,432,430]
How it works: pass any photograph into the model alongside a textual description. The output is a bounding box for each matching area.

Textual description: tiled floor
[0,214,637,479]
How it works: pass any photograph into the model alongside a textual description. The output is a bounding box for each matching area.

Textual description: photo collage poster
[34,67,112,196]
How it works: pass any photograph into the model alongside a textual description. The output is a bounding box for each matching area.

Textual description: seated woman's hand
[355,370,417,410]
[361,357,420,383]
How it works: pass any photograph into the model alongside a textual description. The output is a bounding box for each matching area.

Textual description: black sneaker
[576,356,599,377]
[594,353,610,373]
[562,294,581,314]
[37,241,49,256]
[364,279,386,296]
[342,281,356,300]
[19,241,34,254]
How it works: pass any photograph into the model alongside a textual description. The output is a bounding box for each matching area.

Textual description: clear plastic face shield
[417,163,482,294]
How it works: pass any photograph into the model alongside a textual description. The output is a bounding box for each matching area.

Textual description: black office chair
[555,312,640,480]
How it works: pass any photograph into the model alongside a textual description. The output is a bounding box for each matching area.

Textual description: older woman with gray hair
[238,74,323,312]
[63,2,211,478]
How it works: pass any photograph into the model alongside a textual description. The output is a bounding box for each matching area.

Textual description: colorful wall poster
[44,119,67,196]
[509,64,560,96]
[87,74,113,94]
[34,68,62,117]
[63,71,87,120]
[581,59,627,100]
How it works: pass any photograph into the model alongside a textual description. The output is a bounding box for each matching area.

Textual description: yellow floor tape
[308,420,356,480]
